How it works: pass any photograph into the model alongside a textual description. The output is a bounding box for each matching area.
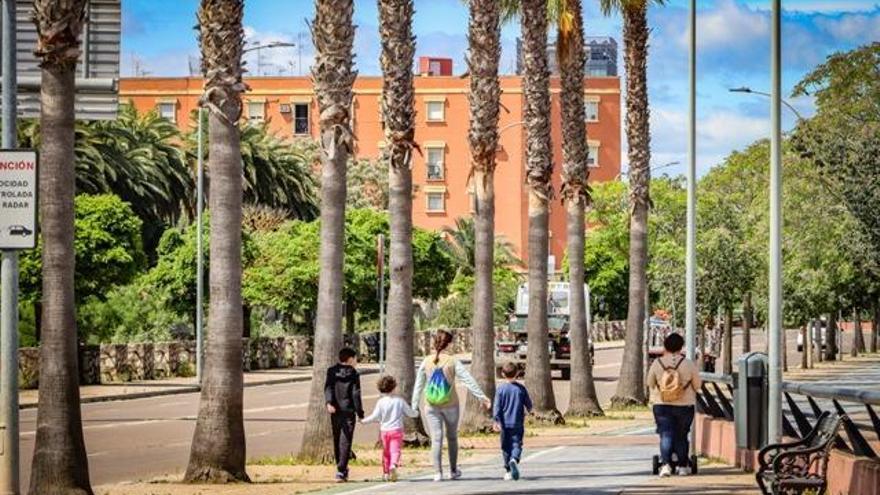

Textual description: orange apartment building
[119,59,621,269]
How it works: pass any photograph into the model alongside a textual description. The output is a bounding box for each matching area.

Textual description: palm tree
[378,0,421,439]
[299,0,356,462]
[28,1,93,493]
[519,0,562,423]
[184,0,249,482]
[601,0,664,408]
[558,0,603,418]
[458,0,503,432]
[442,217,518,278]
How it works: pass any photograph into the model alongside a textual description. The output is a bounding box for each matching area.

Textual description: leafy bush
[77,282,189,344]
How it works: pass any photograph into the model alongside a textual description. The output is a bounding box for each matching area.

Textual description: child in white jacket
[361,375,419,481]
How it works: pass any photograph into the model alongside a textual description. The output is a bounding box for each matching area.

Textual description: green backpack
[425,367,453,406]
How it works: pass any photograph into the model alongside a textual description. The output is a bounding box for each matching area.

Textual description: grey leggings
[425,405,460,472]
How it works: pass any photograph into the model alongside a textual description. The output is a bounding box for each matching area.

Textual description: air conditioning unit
[279,104,292,114]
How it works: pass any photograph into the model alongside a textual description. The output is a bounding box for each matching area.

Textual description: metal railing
[781,381,880,459]
[697,372,736,421]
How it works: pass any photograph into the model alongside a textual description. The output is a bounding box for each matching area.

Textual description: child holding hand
[361,375,419,481]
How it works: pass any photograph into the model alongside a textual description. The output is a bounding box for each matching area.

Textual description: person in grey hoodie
[324,347,364,482]
[411,330,491,482]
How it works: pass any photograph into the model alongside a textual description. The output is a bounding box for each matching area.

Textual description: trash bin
[735,352,768,450]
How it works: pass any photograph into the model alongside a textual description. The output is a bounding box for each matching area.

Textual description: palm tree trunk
[722,306,733,375]
[520,0,561,423]
[612,2,651,408]
[29,2,93,493]
[460,0,501,433]
[379,0,423,444]
[299,0,356,462]
[185,0,248,482]
[558,0,602,418]
[742,292,752,353]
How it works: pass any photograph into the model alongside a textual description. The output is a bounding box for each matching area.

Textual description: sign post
[377,234,385,373]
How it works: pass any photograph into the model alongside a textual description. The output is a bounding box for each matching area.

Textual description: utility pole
[685,0,697,362]
[0,0,20,492]
[196,107,204,384]
[767,0,783,444]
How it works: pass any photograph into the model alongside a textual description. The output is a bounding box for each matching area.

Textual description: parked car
[797,319,828,352]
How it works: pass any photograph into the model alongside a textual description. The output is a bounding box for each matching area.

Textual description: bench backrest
[807,412,843,450]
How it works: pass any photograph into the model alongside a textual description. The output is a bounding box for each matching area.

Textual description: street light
[729,86,804,121]
[244,41,297,76]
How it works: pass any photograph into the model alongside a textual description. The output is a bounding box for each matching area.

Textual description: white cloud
[745,1,880,13]
[815,12,880,41]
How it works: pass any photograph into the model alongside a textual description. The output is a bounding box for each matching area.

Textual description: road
[18,328,808,486]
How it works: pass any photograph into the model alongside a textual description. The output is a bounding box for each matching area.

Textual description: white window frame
[247,100,265,122]
[425,143,445,180]
[425,187,446,213]
[587,140,600,168]
[425,98,446,123]
[157,101,176,123]
[293,102,310,135]
[584,98,599,123]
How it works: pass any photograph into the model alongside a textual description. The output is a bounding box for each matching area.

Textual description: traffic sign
[0,149,37,249]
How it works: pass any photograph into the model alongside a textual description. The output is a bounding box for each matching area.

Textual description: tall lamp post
[729,87,803,121]
[767,0,784,444]
[686,0,697,364]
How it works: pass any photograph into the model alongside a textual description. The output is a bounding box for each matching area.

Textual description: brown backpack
[658,357,691,402]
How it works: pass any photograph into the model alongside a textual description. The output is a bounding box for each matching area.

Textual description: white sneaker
[433,472,443,482]
[659,464,673,478]
[390,465,398,482]
[504,472,513,481]
[450,468,463,480]
[382,474,389,482]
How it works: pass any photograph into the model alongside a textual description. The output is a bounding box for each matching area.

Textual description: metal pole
[767,0,783,444]
[586,284,592,349]
[685,0,697,362]
[0,0,20,491]
[196,107,204,384]
[377,234,385,373]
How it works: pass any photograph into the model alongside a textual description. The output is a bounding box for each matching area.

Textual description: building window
[426,191,445,212]
[426,100,445,122]
[426,146,444,180]
[588,143,600,168]
[589,68,608,77]
[293,103,310,135]
[584,100,599,122]
[247,101,265,122]
[157,102,176,123]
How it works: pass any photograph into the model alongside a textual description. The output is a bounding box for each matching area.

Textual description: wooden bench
[756,411,844,495]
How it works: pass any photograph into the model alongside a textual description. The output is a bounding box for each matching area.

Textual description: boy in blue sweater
[492,362,533,481]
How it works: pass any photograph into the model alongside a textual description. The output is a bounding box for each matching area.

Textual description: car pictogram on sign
[7,224,33,236]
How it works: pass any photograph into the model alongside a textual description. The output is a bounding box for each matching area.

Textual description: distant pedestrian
[492,362,533,481]
[361,375,419,482]
[412,329,492,482]
[324,347,364,482]
[646,333,702,477]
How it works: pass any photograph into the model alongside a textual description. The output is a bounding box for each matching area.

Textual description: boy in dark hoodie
[324,347,364,482]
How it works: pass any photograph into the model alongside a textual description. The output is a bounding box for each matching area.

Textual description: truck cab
[495,282,593,380]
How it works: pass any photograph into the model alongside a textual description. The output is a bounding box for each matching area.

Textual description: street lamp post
[729,87,804,121]
[686,0,697,364]
[768,0,784,444]
[244,41,296,76]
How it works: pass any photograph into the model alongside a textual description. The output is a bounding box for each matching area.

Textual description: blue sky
[123,0,880,174]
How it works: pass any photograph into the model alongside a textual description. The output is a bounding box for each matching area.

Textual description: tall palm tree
[28,1,93,493]
[299,0,356,462]
[558,0,603,418]
[460,0,503,432]
[184,0,249,482]
[520,0,562,423]
[442,217,518,278]
[378,0,420,439]
[602,0,664,408]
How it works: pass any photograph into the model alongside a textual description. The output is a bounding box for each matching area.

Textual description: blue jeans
[501,426,524,471]
[653,405,694,469]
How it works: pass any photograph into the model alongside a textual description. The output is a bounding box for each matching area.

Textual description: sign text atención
[0,150,38,249]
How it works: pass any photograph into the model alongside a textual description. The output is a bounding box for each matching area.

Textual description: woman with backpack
[411,329,491,482]
[646,333,702,477]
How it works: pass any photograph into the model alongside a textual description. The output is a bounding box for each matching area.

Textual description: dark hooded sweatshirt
[324,364,364,418]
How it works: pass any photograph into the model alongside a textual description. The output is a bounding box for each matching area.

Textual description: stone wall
[16,322,624,389]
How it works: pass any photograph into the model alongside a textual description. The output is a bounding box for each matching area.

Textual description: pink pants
[381,428,404,474]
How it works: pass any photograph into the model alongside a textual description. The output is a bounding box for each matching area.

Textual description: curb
[19,367,382,410]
